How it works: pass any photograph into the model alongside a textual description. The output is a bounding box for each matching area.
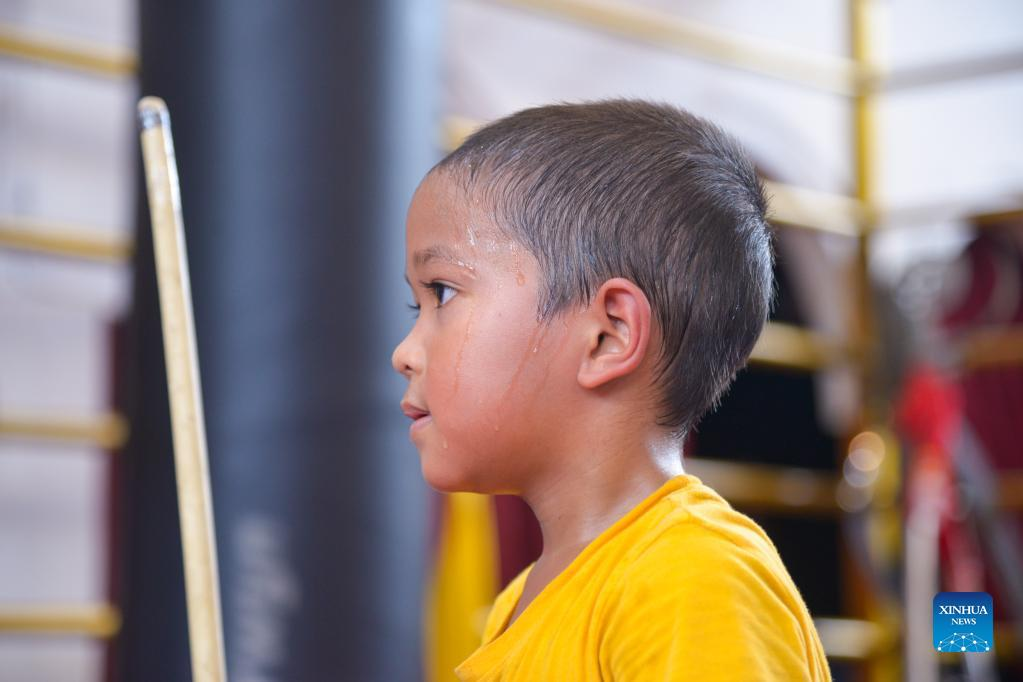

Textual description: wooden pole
[138,96,227,682]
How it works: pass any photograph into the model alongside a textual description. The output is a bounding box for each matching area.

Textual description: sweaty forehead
[406,171,519,270]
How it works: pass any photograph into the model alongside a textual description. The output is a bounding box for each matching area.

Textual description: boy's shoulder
[601,477,832,681]
[632,476,778,560]
[612,476,797,604]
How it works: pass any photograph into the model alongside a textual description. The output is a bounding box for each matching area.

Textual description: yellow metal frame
[485,0,863,95]
[0,413,126,637]
[0,218,131,262]
[0,413,128,450]
[0,24,136,78]
[0,15,134,637]
[686,457,840,516]
[0,604,121,638]
[815,616,897,661]
[848,3,901,679]
[960,326,1023,369]
[479,0,1023,97]
[751,322,851,372]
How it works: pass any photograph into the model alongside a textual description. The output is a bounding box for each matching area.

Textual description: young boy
[392,99,831,680]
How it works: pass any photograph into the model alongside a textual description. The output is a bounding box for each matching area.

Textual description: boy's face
[392,171,577,494]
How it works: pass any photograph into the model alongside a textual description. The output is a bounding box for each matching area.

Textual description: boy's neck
[520,431,684,560]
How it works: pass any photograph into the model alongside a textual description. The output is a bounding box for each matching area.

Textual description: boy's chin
[420,456,489,495]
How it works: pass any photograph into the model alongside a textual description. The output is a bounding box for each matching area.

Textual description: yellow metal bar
[972,206,1023,228]
[479,0,862,95]
[996,471,1023,512]
[0,218,131,262]
[849,5,902,681]
[474,1,1023,96]
[764,181,864,238]
[960,326,1023,370]
[441,115,482,155]
[0,413,128,450]
[814,617,897,660]
[750,321,849,372]
[850,0,882,433]
[685,457,840,516]
[0,604,120,637]
[882,196,1023,230]
[139,96,227,682]
[884,49,1023,91]
[0,24,137,78]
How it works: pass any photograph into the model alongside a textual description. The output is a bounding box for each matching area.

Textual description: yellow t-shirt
[454,473,831,681]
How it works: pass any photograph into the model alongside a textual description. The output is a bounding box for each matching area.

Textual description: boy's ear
[577,278,653,389]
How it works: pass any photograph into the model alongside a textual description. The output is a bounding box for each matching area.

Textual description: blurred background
[1,1,1022,680]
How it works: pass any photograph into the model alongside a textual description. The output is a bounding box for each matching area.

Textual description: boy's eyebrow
[413,244,466,268]
[404,245,479,284]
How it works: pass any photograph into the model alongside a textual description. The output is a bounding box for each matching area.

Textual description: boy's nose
[391,332,420,378]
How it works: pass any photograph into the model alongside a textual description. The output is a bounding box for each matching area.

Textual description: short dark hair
[434,99,775,442]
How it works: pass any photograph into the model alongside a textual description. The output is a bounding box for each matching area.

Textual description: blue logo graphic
[933,592,993,653]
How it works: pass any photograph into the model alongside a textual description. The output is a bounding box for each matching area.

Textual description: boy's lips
[400,399,430,421]
[401,399,432,438]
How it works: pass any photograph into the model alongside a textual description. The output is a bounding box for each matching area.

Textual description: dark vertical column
[122,1,439,680]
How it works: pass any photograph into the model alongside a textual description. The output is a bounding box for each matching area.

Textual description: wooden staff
[138,96,227,682]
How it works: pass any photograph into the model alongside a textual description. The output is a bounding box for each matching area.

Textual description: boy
[392,99,831,680]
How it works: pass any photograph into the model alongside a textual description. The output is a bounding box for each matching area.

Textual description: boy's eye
[406,281,457,318]
[431,282,456,306]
